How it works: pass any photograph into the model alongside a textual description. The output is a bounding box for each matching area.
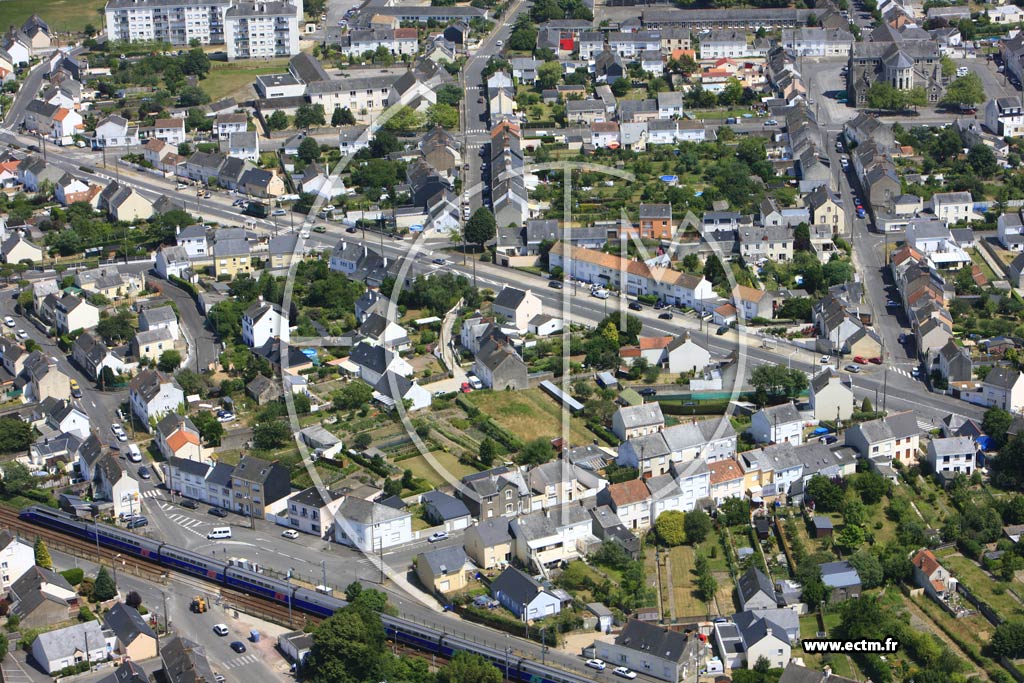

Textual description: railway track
[0,506,318,629]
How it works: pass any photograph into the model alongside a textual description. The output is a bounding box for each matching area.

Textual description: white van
[207,527,232,540]
[127,444,142,463]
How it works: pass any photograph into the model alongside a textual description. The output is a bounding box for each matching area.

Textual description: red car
[853,356,868,364]
[869,357,882,365]
[460,382,472,393]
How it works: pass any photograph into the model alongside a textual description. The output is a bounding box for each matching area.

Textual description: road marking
[223,654,260,669]
[141,490,163,499]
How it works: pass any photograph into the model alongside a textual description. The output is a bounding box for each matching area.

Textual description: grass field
[0,0,103,34]
[713,572,734,614]
[400,451,480,487]
[939,553,1024,621]
[465,388,600,445]
[669,546,706,617]
[202,58,290,102]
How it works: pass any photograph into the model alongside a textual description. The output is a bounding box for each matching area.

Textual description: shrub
[60,568,84,586]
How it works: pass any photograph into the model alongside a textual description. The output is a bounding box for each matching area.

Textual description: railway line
[0,506,314,628]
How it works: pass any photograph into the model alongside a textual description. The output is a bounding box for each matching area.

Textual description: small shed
[812,516,834,538]
[587,602,614,633]
[596,371,618,389]
[754,517,771,541]
[633,606,660,622]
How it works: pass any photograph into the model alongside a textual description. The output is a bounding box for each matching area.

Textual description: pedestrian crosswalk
[918,419,935,432]
[222,654,260,670]
[164,511,208,537]
[141,490,163,499]
[466,128,488,134]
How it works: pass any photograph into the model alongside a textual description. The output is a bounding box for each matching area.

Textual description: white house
[508,505,592,569]
[286,486,343,538]
[333,496,412,551]
[931,191,975,225]
[54,294,100,335]
[31,621,113,674]
[490,567,562,621]
[0,530,34,591]
[175,224,209,258]
[664,334,711,374]
[128,369,185,429]
[595,620,691,683]
[809,369,855,422]
[92,115,139,149]
[926,436,976,480]
[978,367,1024,413]
[241,301,289,349]
[749,403,803,445]
[986,97,1024,138]
[612,403,665,441]
[491,286,543,333]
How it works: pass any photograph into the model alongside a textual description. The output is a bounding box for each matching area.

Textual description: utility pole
[162,590,169,634]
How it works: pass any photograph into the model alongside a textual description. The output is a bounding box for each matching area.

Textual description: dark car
[230,642,247,654]
[137,466,151,479]
[346,226,357,233]
[658,312,673,320]
[180,499,198,509]
[548,280,563,289]
[628,302,643,311]
[716,325,730,335]
[209,507,228,518]
[638,387,657,397]
[126,516,148,529]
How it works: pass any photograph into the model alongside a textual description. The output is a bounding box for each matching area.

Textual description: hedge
[60,568,84,586]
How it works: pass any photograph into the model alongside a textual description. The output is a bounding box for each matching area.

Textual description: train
[20,505,590,683]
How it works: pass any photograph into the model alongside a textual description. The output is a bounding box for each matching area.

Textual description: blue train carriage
[225,566,294,602]
[19,506,162,559]
[290,586,346,619]
[158,545,228,582]
[95,523,163,558]
[382,615,449,655]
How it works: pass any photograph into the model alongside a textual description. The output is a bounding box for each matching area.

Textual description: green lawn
[202,58,290,102]
[464,388,601,446]
[940,554,1024,621]
[399,451,480,487]
[669,546,707,617]
[1,0,103,34]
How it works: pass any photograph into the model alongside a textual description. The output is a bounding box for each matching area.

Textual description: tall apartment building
[224,1,299,60]
[105,0,301,59]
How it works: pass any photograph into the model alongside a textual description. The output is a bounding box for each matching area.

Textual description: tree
[34,538,53,569]
[0,417,33,453]
[654,510,686,546]
[437,652,502,683]
[684,510,713,544]
[943,73,985,107]
[334,381,373,410]
[806,475,844,512]
[941,55,957,78]
[834,523,865,552]
[537,61,562,90]
[968,144,999,177]
[298,136,322,164]
[0,632,7,660]
[435,84,463,106]
[720,497,749,526]
[157,349,182,373]
[465,207,497,248]
[703,254,728,288]
[192,411,225,446]
[353,432,372,450]
[266,110,289,131]
[96,312,135,344]
[294,104,327,129]
[843,499,867,527]
[984,408,1013,449]
[254,421,291,450]
[93,567,117,601]
[177,85,210,107]
[904,86,928,109]
[853,471,890,505]
[332,107,356,126]
[848,549,884,589]
[991,620,1024,659]
[382,106,424,132]
[508,15,538,51]
[478,437,496,467]
[305,602,387,683]
[697,570,718,603]
[750,366,808,401]
[125,591,143,610]
[866,82,906,111]
[778,297,813,322]
[427,103,459,130]
[518,437,554,466]
[796,562,827,607]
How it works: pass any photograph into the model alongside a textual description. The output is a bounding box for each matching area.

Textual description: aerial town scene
[3,0,1024,681]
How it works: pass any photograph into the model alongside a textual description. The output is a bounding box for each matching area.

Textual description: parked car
[853,356,868,364]
[428,531,449,543]
[209,507,228,518]
[638,387,657,397]
[628,302,643,311]
[432,257,446,265]
[820,355,830,364]
[586,660,607,671]
[658,312,673,320]
[125,516,148,529]
[16,329,28,340]
[613,668,638,680]
[137,466,151,479]
[111,424,128,441]
[3,316,14,327]
[845,364,861,373]
[70,379,82,398]
[272,209,287,216]
[281,529,300,539]
[313,225,326,233]
[868,357,882,365]
[548,280,563,289]
[716,325,730,335]
[180,499,198,510]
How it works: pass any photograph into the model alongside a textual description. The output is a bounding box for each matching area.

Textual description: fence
[955,582,1003,627]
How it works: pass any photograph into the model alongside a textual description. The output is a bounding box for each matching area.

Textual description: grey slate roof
[737,567,777,606]
[32,621,106,663]
[819,560,860,588]
[468,518,511,546]
[418,545,468,576]
[613,619,688,662]
[421,490,470,521]
[490,566,543,606]
[103,602,156,645]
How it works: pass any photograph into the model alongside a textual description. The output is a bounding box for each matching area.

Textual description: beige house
[104,603,158,661]
[415,546,471,595]
[1,234,44,264]
[809,368,855,421]
[463,519,512,570]
[491,286,542,333]
[807,185,844,229]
